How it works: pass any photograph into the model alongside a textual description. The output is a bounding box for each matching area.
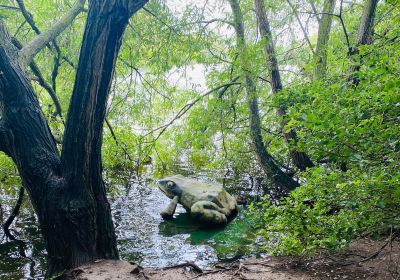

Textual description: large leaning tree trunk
[254,0,314,172]
[348,0,379,85]
[314,0,336,79]
[0,0,148,277]
[228,0,299,193]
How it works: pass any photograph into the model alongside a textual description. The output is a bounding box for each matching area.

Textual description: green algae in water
[158,208,260,261]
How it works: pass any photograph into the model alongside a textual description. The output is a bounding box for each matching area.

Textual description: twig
[11,37,63,119]
[2,187,24,241]
[163,261,203,274]
[340,234,400,266]
[105,118,134,162]
[285,0,315,55]
[145,78,241,143]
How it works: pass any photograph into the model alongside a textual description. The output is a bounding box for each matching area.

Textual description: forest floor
[66,237,400,280]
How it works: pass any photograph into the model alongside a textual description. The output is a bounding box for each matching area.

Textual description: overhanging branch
[12,38,63,118]
[145,77,241,142]
[18,0,86,68]
[15,0,76,69]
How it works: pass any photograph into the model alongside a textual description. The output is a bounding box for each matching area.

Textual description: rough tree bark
[228,0,299,192]
[348,0,379,84]
[314,0,336,79]
[255,0,314,172]
[355,0,379,46]
[0,0,148,277]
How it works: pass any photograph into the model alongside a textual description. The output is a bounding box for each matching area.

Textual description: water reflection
[158,212,224,245]
[1,177,259,279]
[112,182,219,268]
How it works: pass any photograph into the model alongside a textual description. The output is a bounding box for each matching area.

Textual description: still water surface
[0,179,259,279]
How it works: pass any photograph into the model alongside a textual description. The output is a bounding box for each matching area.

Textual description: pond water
[0,178,262,279]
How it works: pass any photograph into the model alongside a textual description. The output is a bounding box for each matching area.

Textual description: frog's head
[158,178,182,198]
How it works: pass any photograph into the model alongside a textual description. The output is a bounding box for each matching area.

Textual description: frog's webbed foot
[161,196,179,220]
[190,201,228,225]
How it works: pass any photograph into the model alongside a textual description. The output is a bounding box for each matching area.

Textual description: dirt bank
[65,237,400,280]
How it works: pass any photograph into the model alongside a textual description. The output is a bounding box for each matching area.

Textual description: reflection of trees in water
[0,200,45,279]
[158,212,223,245]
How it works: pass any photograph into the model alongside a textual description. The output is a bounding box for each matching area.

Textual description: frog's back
[167,175,222,207]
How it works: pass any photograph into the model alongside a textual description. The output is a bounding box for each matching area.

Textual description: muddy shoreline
[65,237,400,280]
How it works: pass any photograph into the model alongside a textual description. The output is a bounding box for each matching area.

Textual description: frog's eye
[167,181,174,188]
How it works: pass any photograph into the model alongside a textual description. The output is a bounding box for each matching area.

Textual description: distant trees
[228,0,300,193]
[349,0,379,84]
[314,0,336,79]
[254,0,314,172]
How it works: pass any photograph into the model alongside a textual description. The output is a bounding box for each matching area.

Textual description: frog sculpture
[158,175,238,225]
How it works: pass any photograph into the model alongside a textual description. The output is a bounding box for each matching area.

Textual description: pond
[0,177,263,279]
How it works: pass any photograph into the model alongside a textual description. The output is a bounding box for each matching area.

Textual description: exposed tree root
[163,261,204,274]
[2,186,24,241]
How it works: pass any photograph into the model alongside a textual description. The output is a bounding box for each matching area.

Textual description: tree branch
[11,38,63,118]
[309,0,321,23]
[285,0,315,55]
[105,118,133,162]
[15,0,76,69]
[145,78,241,143]
[0,4,19,10]
[18,0,86,68]
[15,0,41,34]
[2,187,24,241]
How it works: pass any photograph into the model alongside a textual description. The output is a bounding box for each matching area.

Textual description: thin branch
[285,0,315,55]
[11,38,63,118]
[309,0,321,23]
[146,78,241,142]
[15,0,40,33]
[338,0,352,54]
[105,118,133,162]
[118,58,171,100]
[16,0,77,68]
[299,9,352,54]
[13,20,26,37]
[0,4,19,10]
[18,0,85,68]
[142,7,177,32]
[14,0,67,66]
[2,187,24,241]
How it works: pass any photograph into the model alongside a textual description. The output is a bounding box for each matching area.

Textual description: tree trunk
[0,0,148,277]
[314,0,336,79]
[228,0,299,192]
[254,0,314,171]
[348,0,379,84]
[355,0,379,46]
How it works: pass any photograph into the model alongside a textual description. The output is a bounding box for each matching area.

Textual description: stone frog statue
[158,175,238,225]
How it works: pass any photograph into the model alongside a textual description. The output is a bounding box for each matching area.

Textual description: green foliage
[251,166,400,255]
[0,154,20,196]
[249,1,400,256]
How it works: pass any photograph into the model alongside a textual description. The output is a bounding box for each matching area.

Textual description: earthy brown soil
[65,237,400,280]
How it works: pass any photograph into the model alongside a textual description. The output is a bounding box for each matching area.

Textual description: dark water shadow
[158,212,225,245]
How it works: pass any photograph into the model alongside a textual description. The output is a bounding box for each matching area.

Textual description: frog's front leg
[190,201,228,225]
[161,196,179,220]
